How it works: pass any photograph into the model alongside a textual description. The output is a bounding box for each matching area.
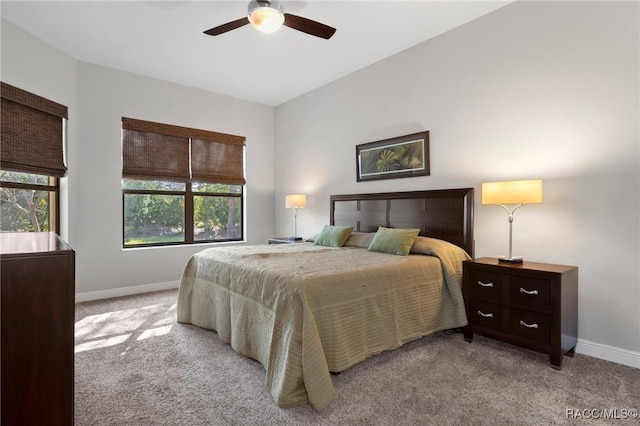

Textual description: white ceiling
[1,1,513,106]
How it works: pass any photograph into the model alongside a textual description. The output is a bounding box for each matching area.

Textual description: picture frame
[356,131,430,182]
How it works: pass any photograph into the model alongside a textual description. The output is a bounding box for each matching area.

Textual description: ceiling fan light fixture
[248,1,284,34]
[204,0,335,39]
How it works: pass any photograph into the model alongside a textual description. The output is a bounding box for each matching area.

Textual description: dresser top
[466,257,578,274]
[0,232,72,256]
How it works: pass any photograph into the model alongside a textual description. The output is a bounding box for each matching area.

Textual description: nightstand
[462,257,578,369]
[268,237,303,244]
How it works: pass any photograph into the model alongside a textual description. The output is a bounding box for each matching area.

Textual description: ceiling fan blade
[204,17,249,36]
[283,13,336,39]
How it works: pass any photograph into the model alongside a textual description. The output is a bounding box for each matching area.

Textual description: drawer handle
[477,310,494,318]
[520,287,539,295]
[477,281,494,288]
[519,320,539,329]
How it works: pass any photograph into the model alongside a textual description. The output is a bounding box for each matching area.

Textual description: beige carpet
[75,289,639,425]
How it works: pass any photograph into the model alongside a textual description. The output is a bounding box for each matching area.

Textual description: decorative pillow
[313,225,354,247]
[367,227,420,256]
[344,232,375,248]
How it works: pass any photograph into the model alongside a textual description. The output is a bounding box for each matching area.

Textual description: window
[0,82,68,234]
[121,118,245,247]
[1,171,59,232]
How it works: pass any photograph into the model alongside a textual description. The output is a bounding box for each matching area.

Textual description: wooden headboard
[330,188,474,257]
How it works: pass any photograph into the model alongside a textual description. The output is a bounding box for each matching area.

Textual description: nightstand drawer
[462,257,578,369]
[508,308,550,344]
[468,270,504,302]
[469,300,503,331]
[508,277,551,313]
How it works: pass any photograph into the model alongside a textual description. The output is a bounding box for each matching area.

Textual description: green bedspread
[177,240,468,411]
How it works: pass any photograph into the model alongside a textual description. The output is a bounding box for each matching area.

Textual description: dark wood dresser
[462,257,578,369]
[1,232,75,425]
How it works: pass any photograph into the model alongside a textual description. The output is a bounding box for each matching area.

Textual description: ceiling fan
[204,0,336,40]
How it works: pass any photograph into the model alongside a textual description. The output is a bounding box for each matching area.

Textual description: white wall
[274,1,640,362]
[73,62,275,297]
[1,19,276,299]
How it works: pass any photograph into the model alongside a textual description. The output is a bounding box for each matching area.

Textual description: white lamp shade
[285,194,307,209]
[482,179,543,205]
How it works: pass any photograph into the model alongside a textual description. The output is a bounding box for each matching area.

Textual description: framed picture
[356,131,430,182]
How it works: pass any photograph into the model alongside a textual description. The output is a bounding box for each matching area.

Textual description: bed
[177,188,474,411]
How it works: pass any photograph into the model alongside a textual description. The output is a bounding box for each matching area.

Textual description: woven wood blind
[122,118,245,184]
[1,82,69,177]
[191,138,245,185]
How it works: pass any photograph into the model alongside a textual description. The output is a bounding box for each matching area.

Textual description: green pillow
[313,225,353,247]
[368,227,420,256]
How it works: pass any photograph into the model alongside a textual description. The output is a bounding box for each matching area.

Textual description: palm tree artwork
[358,135,427,181]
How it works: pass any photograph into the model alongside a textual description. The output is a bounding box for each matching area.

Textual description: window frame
[0,82,68,235]
[122,181,244,248]
[0,173,60,233]
[121,117,246,249]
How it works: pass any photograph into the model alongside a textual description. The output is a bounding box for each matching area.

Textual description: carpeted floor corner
[74,289,639,425]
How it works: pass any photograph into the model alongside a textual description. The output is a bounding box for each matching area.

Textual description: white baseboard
[577,339,640,370]
[75,280,180,303]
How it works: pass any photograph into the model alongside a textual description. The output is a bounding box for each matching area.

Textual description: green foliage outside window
[123,179,242,246]
[1,171,52,232]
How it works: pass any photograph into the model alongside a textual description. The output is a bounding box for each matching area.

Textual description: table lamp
[285,194,306,241]
[482,179,543,263]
